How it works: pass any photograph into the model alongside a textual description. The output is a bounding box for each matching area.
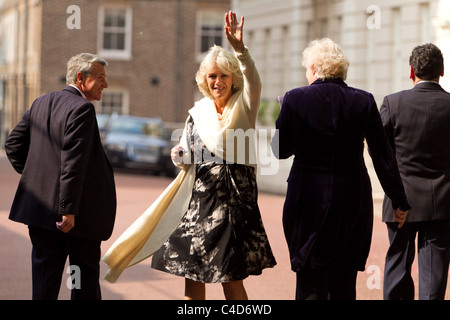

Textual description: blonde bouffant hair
[302,38,349,81]
[196,45,244,99]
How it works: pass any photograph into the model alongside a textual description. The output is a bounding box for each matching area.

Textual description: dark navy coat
[5,86,116,241]
[272,79,410,272]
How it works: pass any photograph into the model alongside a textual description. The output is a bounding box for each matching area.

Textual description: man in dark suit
[5,53,116,300]
[381,43,450,300]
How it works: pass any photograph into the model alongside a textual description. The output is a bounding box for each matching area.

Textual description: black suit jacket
[381,81,450,222]
[5,86,116,240]
[273,79,410,272]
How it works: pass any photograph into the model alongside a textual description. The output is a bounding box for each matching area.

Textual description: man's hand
[56,214,75,233]
[394,208,408,228]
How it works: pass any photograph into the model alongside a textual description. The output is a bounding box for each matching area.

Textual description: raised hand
[224,10,245,53]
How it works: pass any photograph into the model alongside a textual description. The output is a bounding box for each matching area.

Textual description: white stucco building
[233,0,450,121]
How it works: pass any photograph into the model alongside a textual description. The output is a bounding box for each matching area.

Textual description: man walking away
[381,43,450,300]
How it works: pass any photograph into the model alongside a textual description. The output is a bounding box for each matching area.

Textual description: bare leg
[184,278,206,300]
[222,280,248,300]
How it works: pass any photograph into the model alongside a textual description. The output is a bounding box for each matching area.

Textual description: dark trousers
[295,264,358,300]
[28,226,102,300]
[383,221,450,300]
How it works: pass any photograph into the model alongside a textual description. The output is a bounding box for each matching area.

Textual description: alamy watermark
[66,5,81,30]
[66,4,382,31]
[367,5,381,30]
[366,264,381,290]
[66,265,81,290]
[171,128,280,176]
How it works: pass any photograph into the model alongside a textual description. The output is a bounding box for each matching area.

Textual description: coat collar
[311,78,348,88]
[413,81,445,92]
[63,85,87,99]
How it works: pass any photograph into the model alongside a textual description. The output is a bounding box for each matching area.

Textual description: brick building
[0,0,230,144]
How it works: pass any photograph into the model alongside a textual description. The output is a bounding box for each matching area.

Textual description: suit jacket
[380,81,450,222]
[5,86,116,241]
[273,79,410,272]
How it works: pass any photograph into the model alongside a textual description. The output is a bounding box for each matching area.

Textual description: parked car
[96,114,177,177]
[96,113,111,140]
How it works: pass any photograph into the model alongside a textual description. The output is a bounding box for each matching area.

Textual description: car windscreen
[110,119,164,138]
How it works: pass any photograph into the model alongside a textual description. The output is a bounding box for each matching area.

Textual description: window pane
[104,9,126,27]
[117,12,126,27]
[116,33,125,50]
[201,36,210,53]
[214,36,222,46]
[104,12,113,27]
[103,33,113,49]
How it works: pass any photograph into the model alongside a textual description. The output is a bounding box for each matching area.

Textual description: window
[98,6,132,60]
[99,90,129,115]
[197,10,224,60]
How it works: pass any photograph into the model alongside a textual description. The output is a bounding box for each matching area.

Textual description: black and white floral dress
[151,117,276,283]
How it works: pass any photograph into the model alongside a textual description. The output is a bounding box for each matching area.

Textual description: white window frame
[98,5,132,60]
[196,9,226,62]
[97,89,130,115]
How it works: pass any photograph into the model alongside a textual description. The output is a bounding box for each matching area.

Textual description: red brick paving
[0,155,449,300]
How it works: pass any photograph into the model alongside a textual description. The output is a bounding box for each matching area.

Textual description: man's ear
[409,66,416,81]
[76,72,84,83]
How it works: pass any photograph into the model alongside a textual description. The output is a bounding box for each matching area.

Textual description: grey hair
[66,53,108,85]
[302,38,349,81]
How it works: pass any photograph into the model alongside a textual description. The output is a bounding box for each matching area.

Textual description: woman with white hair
[272,38,410,299]
[150,11,276,300]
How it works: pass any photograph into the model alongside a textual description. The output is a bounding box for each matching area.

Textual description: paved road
[0,154,448,300]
